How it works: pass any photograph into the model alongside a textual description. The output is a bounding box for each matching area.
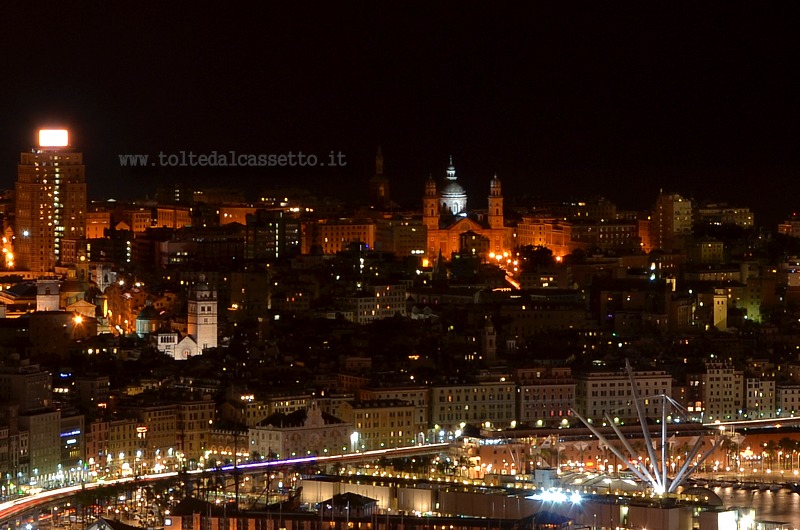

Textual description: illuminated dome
[440,155,467,215]
[135,301,161,338]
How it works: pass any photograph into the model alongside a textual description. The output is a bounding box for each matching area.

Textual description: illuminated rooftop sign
[38,129,69,147]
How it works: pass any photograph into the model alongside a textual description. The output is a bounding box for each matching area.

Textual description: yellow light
[73,315,83,324]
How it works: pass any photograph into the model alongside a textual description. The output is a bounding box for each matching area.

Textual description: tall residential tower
[15,129,86,272]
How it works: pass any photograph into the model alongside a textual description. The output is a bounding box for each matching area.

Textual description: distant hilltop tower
[368,147,391,209]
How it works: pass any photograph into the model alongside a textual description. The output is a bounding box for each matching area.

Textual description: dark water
[717,486,800,529]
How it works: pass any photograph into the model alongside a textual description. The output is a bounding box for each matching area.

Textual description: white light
[531,489,570,503]
[39,129,69,147]
[569,492,582,504]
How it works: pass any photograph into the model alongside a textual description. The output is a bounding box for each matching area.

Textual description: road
[0,443,449,527]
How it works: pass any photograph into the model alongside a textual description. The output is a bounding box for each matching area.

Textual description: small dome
[137,304,161,320]
[441,181,466,198]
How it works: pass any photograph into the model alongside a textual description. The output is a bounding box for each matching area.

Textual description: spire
[446,155,456,181]
[375,146,384,175]
[425,172,437,197]
[490,173,502,196]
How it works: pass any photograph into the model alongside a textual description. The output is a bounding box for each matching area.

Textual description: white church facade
[157,281,218,360]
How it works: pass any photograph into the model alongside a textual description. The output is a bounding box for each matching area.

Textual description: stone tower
[488,174,504,230]
[368,147,391,209]
[187,280,218,351]
[423,174,439,230]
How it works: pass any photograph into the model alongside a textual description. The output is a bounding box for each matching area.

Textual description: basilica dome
[440,156,467,215]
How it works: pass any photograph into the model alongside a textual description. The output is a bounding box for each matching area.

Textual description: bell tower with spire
[368,146,391,209]
[423,173,439,231]
[488,173,504,230]
[188,278,218,351]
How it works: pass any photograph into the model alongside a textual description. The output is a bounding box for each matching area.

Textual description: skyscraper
[15,129,87,272]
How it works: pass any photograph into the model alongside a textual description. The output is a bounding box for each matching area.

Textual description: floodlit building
[15,129,87,272]
[422,157,505,260]
[515,217,574,257]
[184,280,218,355]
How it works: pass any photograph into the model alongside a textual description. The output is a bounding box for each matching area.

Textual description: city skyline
[5,5,800,528]
[1,4,799,224]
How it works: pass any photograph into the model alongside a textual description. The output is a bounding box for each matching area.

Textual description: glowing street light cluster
[529,489,582,504]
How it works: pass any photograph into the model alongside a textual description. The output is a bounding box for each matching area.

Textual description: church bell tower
[488,174,504,230]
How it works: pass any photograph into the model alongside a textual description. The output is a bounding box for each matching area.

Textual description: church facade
[423,157,505,261]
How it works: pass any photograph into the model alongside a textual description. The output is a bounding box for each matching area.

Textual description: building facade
[15,130,87,272]
[429,381,516,433]
[423,158,505,261]
[517,367,576,425]
[574,369,672,424]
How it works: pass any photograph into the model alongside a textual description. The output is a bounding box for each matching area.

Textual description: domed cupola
[439,155,467,215]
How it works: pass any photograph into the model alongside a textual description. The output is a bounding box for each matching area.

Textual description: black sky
[2,3,799,224]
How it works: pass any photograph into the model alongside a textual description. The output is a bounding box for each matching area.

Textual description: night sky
[2,3,799,224]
